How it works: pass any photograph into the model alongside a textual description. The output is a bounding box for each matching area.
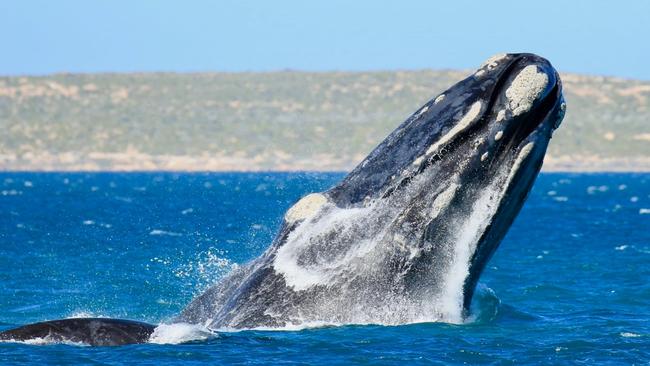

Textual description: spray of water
[231,164,512,327]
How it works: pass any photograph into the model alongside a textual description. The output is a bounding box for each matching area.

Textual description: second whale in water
[0,52,566,344]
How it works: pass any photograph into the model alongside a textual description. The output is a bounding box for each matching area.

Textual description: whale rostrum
[0,53,565,345]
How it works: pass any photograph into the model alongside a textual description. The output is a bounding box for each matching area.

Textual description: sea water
[0,172,648,364]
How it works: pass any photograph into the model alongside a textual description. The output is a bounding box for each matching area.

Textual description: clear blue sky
[1,0,649,79]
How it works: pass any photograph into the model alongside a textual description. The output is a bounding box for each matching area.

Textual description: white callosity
[425,101,482,155]
[503,142,536,188]
[480,53,507,70]
[430,183,460,220]
[496,110,506,122]
[476,54,507,77]
[412,156,424,166]
[505,65,549,116]
[284,193,328,224]
[434,94,446,104]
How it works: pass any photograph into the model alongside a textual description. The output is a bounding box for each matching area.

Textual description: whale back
[0,318,155,346]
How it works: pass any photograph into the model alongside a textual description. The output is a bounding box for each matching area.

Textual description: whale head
[180,53,566,327]
[281,53,565,321]
[330,53,564,205]
[322,53,566,316]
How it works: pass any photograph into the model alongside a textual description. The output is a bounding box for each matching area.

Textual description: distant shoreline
[1,153,649,173]
[2,70,650,176]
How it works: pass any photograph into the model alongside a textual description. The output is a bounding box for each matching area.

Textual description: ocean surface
[0,172,648,364]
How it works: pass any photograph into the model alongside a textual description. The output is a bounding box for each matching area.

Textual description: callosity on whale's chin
[175,52,565,329]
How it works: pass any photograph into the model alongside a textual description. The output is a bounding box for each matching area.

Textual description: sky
[1,0,649,79]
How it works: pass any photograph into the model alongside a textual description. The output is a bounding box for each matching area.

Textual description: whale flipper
[0,318,155,346]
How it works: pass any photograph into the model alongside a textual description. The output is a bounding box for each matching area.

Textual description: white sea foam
[438,185,501,323]
[620,332,641,338]
[219,320,340,332]
[3,336,88,347]
[149,229,182,236]
[587,185,609,194]
[274,203,376,291]
[172,248,239,293]
[149,323,216,344]
[67,311,104,318]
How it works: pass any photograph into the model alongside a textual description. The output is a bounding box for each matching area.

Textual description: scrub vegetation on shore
[1,70,648,171]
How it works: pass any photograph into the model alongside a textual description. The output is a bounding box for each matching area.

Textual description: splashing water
[253,165,512,327]
[439,185,502,322]
[149,323,216,344]
[173,248,239,292]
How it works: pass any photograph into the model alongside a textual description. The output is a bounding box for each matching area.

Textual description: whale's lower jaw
[0,318,155,346]
[461,131,551,312]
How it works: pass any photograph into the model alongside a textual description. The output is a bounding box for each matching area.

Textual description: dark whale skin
[0,318,155,346]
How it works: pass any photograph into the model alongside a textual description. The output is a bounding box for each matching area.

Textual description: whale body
[0,318,155,346]
[178,53,566,328]
[0,53,565,345]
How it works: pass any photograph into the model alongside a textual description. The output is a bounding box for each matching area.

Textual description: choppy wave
[2,172,650,363]
[149,229,183,237]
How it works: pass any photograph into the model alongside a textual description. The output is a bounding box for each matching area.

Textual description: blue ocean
[0,172,648,364]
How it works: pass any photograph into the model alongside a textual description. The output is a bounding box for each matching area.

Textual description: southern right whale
[178,52,566,328]
[1,53,565,345]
